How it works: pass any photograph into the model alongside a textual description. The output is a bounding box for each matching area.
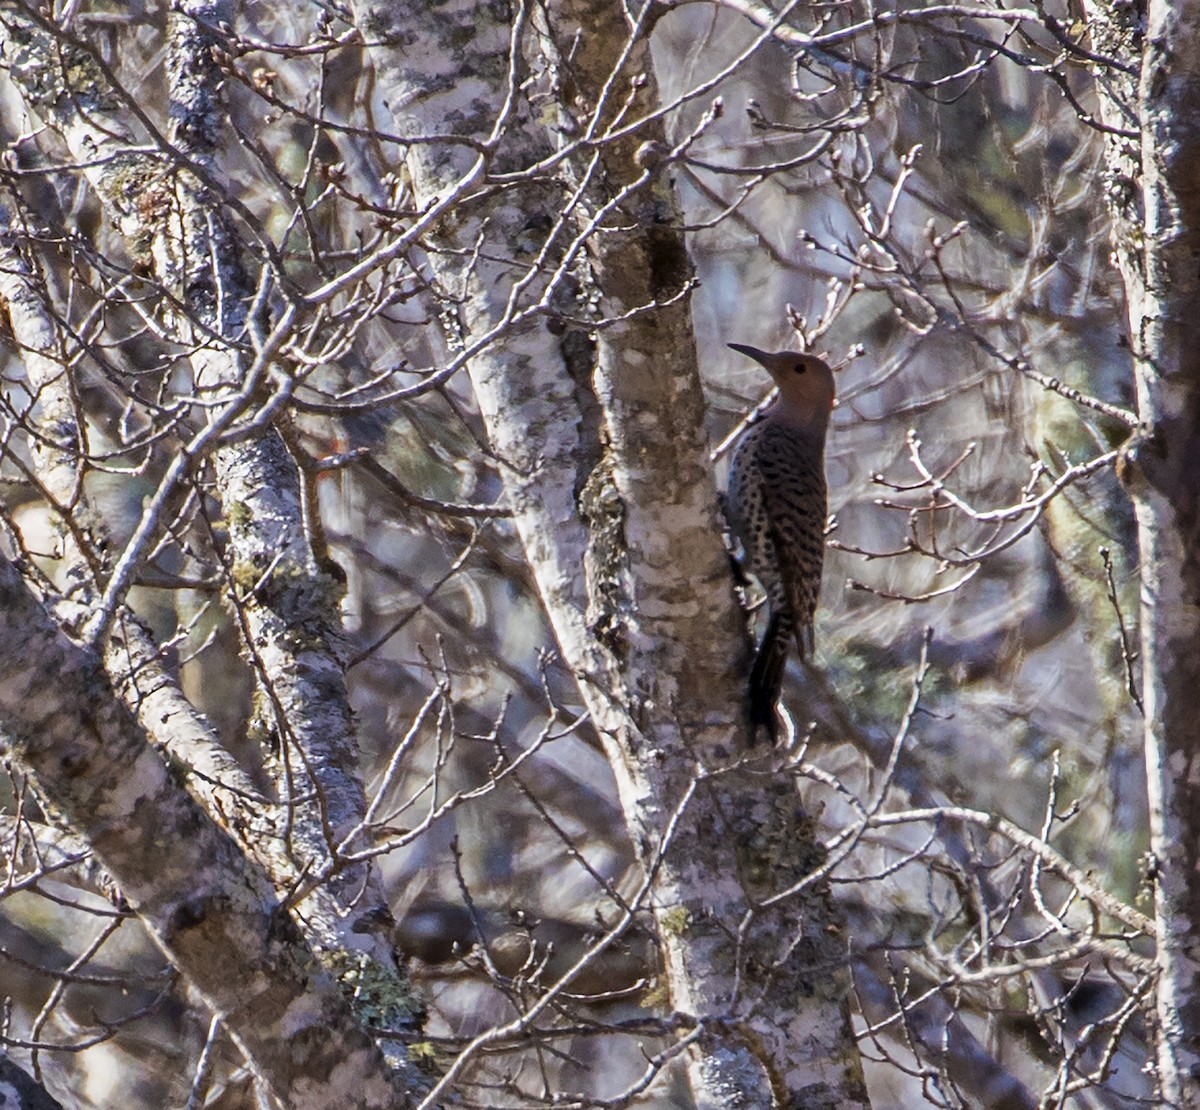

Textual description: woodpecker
[726,343,836,743]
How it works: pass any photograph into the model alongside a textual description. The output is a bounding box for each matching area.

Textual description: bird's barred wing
[758,427,828,658]
[727,424,778,590]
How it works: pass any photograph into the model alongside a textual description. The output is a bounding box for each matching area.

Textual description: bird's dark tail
[748,611,792,745]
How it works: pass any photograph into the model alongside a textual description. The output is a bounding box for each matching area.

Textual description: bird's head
[727,342,837,430]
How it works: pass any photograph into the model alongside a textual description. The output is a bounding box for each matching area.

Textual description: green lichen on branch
[578,453,630,660]
[660,906,693,936]
[0,11,121,119]
[324,948,425,1032]
[735,778,827,895]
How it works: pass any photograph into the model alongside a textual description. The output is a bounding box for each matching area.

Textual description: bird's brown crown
[727,342,836,431]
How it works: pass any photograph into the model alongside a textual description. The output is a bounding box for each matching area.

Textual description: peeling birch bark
[0,554,404,1110]
[351,1,868,1103]
[0,206,272,861]
[0,4,423,1097]
[1084,0,1200,1103]
[0,3,396,962]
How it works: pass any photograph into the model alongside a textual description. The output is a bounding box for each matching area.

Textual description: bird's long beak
[727,342,771,366]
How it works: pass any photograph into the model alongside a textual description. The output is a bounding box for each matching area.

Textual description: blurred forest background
[0,0,1179,1107]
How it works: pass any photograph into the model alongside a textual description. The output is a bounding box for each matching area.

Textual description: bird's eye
[793,361,807,374]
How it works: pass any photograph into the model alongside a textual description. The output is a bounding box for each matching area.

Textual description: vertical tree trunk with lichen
[352,0,868,1103]
[1,1,400,958]
[0,557,404,1110]
[1084,0,1200,1102]
[0,3,419,1104]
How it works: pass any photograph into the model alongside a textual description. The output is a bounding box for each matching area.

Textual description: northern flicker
[726,343,836,743]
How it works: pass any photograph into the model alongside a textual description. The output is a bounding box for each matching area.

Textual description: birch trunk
[0,1,398,960]
[0,553,404,1109]
[351,0,868,1103]
[0,4,420,1102]
[1084,0,1200,1103]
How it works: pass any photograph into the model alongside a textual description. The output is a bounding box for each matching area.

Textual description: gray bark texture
[0,2,419,1103]
[13,0,1164,1104]
[1085,0,1200,1103]
[0,1052,64,1110]
[0,0,400,959]
[350,0,868,1104]
[0,553,403,1109]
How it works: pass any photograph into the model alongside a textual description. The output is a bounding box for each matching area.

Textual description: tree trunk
[0,554,404,1109]
[1086,0,1200,1102]
[350,1,868,1103]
